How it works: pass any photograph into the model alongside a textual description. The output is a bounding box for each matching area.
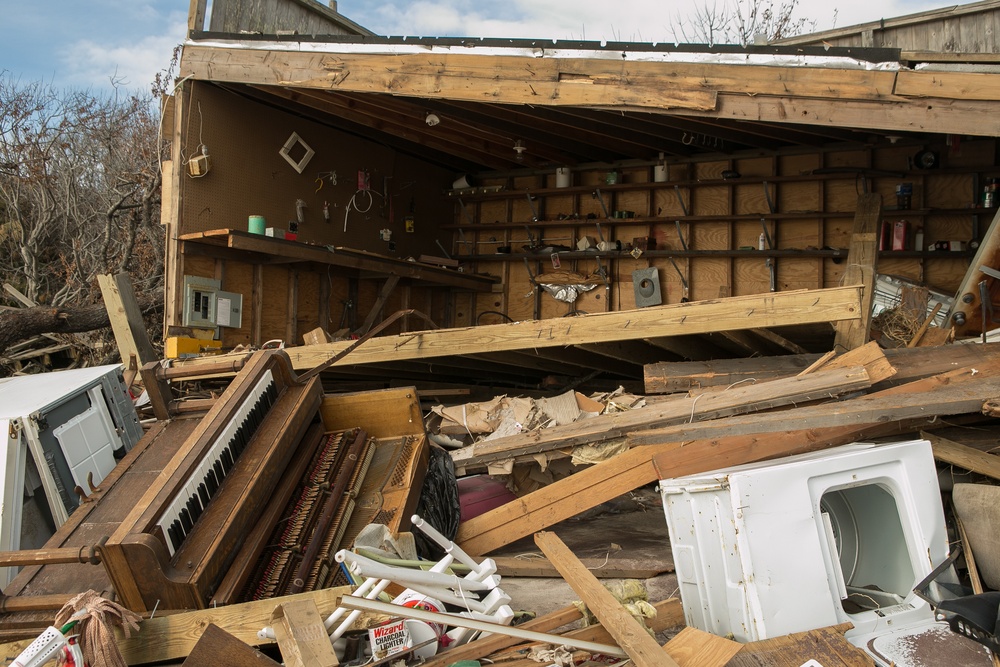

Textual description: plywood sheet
[691,186,730,216]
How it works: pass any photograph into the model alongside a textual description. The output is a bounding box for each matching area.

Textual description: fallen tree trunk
[0,297,162,357]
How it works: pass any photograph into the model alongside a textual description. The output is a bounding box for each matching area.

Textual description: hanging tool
[760,217,777,292]
[592,189,612,247]
[526,193,541,222]
[666,256,690,302]
[673,186,690,251]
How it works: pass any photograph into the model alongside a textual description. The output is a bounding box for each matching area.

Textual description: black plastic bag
[413,444,461,560]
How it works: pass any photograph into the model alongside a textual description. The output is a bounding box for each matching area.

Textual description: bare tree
[0,71,168,366]
[672,0,815,46]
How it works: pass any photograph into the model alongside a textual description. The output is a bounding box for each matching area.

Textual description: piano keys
[100,349,324,611]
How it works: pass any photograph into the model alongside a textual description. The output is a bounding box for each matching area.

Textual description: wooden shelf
[444,210,869,230]
[178,229,497,291]
[454,248,977,262]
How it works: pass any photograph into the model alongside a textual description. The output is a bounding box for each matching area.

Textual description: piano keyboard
[157,370,278,556]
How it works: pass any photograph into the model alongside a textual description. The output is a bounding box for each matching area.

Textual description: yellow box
[165,336,222,358]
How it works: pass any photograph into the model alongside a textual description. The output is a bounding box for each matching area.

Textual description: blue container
[248,215,266,234]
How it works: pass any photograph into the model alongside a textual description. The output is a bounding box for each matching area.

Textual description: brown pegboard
[177,82,454,260]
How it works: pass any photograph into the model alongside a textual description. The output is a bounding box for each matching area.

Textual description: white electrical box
[183,276,243,328]
[660,440,989,666]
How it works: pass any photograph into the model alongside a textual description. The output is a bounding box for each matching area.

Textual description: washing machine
[659,439,991,666]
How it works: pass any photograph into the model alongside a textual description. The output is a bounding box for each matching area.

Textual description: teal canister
[248,215,266,234]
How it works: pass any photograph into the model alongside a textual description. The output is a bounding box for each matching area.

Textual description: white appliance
[0,365,142,587]
[659,440,990,666]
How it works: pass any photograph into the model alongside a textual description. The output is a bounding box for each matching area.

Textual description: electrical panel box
[183,275,243,328]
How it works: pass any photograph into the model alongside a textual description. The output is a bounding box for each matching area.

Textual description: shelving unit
[445,141,997,325]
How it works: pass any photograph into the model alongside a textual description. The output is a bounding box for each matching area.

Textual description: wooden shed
[164,0,1000,391]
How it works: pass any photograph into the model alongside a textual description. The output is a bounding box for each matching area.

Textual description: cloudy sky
[0,0,972,94]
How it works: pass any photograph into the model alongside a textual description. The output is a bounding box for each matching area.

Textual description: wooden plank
[692,92,1000,138]
[646,341,1000,394]
[114,587,352,665]
[628,372,1000,447]
[356,274,400,335]
[664,627,743,667]
[2,283,36,308]
[450,365,873,471]
[457,441,675,556]
[534,531,681,667]
[182,623,280,667]
[98,273,158,367]
[923,431,1000,480]
[896,69,1000,102]
[169,286,861,373]
[833,194,881,351]
[725,623,872,667]
[645,353,818,394]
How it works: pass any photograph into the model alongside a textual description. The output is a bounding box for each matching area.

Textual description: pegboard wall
[178,81,453,257]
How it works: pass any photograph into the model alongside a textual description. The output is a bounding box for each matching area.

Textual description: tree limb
[0,295,163,357]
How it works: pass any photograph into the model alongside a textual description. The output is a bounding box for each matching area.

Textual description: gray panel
[633,267,662,308]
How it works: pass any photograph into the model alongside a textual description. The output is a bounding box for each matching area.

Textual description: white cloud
[58,11,187,92]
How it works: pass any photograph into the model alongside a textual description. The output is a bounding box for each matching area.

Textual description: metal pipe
[338,596,627,658]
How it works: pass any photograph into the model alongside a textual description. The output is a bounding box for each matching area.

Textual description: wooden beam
[895,69,1000,102]
[923,431,1000,480]
[534,531,681,667]
[684,92,1000,137]
[285,286,861,370]
[628,374,1000,447]
[98,273,157,367]
[833,193,881,351]
[645,341,1000,394]
[356,274,400,335]
[180,46,719,111]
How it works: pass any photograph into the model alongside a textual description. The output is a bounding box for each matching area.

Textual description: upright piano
[100,349,326,611]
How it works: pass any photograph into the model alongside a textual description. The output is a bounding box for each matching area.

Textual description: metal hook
[682,132,694,146]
